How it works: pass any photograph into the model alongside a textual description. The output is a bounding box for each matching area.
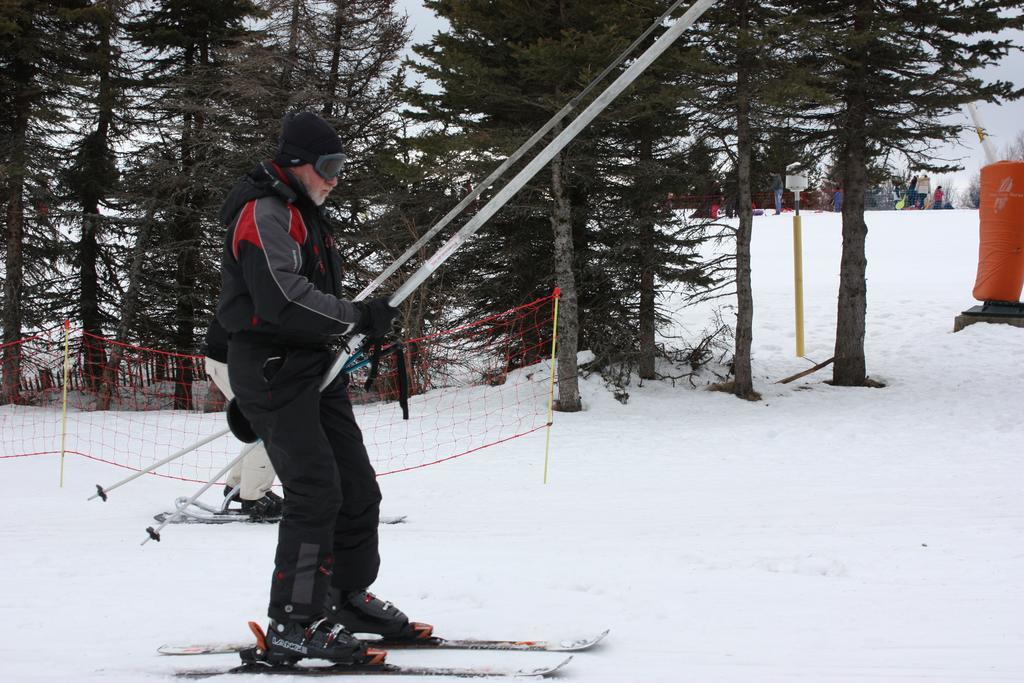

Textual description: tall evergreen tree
[802,0,1024,385]
[406,0,713,407]
[126,0,262,405]
[0,0,94,402]
[684,0,811,400]
[57,0,135,389]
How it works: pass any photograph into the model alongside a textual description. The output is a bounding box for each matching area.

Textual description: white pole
[89,426,231,501]
[323,0,720,389]
[965,102,998,165]
[142,441,259,544]
[355,0,693,302]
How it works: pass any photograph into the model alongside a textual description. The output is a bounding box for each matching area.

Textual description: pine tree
[56,0,136,390]
[406,0,715,407]
[800,0,1024,386]
[126,0,262,406]
[683,0,812,400]
[0,0,95,402]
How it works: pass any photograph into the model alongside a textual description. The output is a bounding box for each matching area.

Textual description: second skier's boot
[241,490,283,521]
[324,588,431,641]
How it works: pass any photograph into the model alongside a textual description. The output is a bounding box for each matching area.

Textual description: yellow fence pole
[543,288,561,484]
[59,320,72,487]
[792,213,805,357]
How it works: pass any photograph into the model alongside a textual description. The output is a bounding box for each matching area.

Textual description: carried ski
[154,497,406,526]
[175,654,573,678]
[160,629,608,656]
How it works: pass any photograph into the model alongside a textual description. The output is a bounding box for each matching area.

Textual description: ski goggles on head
[313,152,347,181]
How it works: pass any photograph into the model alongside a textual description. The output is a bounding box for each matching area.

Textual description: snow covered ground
[3,209,1023,682]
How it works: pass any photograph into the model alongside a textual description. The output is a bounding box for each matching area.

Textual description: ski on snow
[160,628,609,656]
[175,654,573,678]
[153,497,407,526]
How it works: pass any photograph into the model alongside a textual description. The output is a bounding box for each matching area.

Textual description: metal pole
[792,193,805,357]
[965,102,998,165]
[323,0,720,389]
[142,441,258,544]
[58,320,72,488]
[543,289,561,485]
[355,0,693,303]
[89,426,231,501]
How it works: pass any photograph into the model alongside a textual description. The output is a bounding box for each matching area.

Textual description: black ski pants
[228,338,382,624]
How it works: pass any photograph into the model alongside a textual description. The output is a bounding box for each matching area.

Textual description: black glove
[354,297,399,338]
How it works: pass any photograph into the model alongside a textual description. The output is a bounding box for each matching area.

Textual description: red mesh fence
[0,292,558,481]
[665,190,835,213]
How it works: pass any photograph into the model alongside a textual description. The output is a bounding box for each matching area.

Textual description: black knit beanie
[274,112,344,167]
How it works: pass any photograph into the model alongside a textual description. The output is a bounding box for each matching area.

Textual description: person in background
[905,175,919,209]
[916,174,931,209]
[933,185,945,209]
[771,173,784,215]
[203,318,282,520]
[832,186,844,213]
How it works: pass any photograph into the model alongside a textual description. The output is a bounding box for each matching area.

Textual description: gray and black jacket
[215,161,361,347]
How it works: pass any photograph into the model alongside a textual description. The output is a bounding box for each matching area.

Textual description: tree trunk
[3,178,25,405]
[2,29,33,405]
[281,0,301,92]
[569,182,589,348]
[550,141,581,412]
[96,208,157,410]
[637,131,657,380]
[168,45,203,410]
[80,211,106,390]
[79,1,118,391]
[731,0,757,400]
[323,1,344,118]
[832,0,872,386]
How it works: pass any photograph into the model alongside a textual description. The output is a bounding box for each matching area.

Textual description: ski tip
[548,628,610,651]
[158,645,208,656]
[524,655,573,677]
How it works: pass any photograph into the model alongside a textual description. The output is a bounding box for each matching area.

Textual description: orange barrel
[973,160,1024,302]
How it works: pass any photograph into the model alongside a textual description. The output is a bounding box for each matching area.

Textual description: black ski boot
[242,490,283,521]
[325,588,431,641]
[222,487,283,521]
[253,617,379,666]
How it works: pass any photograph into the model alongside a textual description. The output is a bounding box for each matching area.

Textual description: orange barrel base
[974,160,1024,303]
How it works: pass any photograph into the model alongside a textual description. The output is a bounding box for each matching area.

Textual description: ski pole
[142,440,258,544]
[89,426,231,502]
[90,348,382,503]
[355,0,694,302]
[324,0,719,389]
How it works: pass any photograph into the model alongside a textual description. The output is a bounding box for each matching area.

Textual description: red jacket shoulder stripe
[287,204,308,245]
[232,200,263,260]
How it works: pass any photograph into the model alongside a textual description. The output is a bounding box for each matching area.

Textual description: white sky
[395,1,1024,192]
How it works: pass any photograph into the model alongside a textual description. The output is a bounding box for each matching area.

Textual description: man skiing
[216,111,419,665]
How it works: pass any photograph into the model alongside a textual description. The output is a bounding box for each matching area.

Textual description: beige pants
[204,357,277,500]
